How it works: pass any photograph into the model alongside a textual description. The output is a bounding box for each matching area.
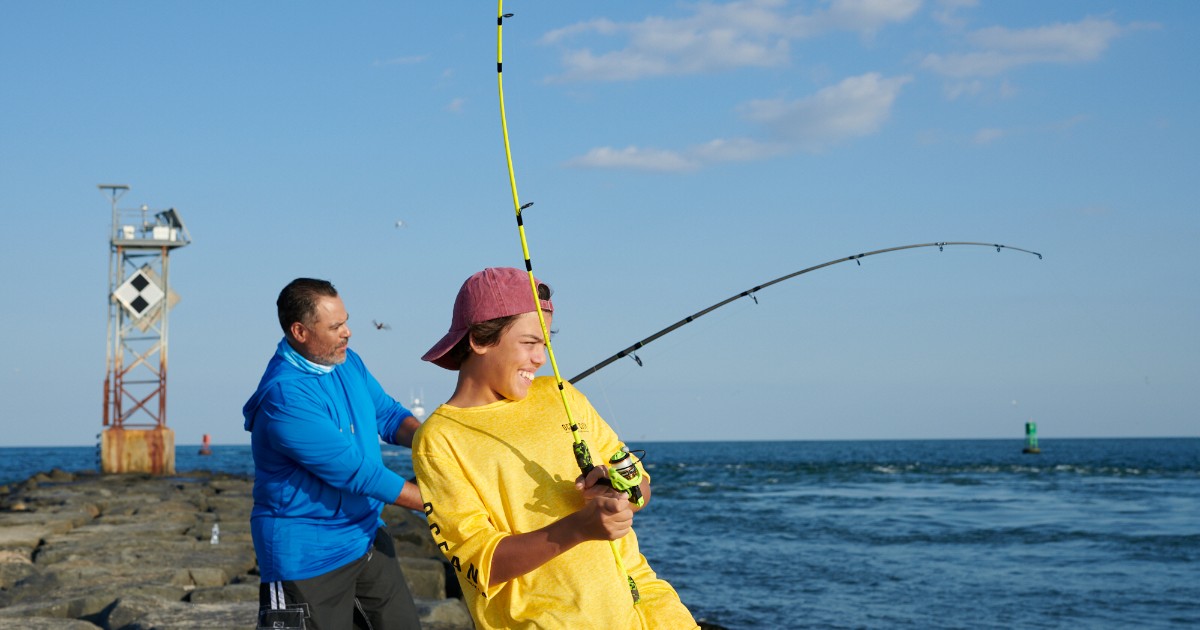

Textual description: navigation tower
[100,184,191,473]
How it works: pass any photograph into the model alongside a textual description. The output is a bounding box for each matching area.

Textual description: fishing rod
[496,3,642,603]
[569,241,1043,384]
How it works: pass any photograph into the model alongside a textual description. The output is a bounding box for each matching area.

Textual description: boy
[413,267,697,629]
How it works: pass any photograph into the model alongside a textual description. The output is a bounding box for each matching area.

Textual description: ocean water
[3,438,1197,629]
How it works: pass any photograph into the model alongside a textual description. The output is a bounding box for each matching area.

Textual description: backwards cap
[421,267,553,370]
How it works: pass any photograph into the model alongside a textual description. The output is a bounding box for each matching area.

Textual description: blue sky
[2,1,1195,447]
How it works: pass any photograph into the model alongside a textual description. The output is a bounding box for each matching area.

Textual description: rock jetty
[0,468,471,629]
[1,468,729,630]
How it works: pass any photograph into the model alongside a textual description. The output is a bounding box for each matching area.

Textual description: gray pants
[258,528,420,630]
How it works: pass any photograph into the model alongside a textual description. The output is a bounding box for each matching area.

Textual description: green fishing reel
[573,441,646,507]
[606,449,645,507]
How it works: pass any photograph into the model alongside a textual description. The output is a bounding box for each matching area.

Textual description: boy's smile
[471,311,548,405]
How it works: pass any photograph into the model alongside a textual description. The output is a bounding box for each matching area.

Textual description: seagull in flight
[372,320,391,331]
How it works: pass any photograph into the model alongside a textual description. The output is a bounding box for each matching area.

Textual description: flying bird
[372,320,391,331]
[395,220,407,229]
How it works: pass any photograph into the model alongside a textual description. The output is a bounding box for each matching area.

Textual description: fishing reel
[606,448,646,507]
[573,441,645,507]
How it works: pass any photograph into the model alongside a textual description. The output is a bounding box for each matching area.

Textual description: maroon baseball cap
[422,267,553,370]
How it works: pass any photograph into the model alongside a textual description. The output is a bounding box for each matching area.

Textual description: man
[243,278,422,630]
[413,267,698,629]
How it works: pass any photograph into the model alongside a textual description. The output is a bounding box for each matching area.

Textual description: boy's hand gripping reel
[573,441,645,507]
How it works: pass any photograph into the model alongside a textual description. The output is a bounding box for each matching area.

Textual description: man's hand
[394,415,421,449]
[393,479,424,511]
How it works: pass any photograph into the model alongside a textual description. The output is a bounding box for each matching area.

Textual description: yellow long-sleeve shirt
[412,377,697,630]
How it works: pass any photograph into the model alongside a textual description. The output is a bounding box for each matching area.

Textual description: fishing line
[496,3,641,603]
[570,242,1043,384]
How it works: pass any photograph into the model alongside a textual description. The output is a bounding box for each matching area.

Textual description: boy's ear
[467,334,490,357]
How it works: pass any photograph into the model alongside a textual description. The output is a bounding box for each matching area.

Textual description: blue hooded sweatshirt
[243,340,411,582]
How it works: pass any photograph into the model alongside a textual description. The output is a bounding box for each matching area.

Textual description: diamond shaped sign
[114,267,165,319]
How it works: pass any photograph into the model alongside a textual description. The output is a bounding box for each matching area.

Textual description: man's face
[473,311,548,403]
[293,295,351,366]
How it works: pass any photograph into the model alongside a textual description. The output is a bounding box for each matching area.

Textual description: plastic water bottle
[210,523,220,545]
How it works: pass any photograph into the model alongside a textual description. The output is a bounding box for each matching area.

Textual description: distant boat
[409,391,426,420]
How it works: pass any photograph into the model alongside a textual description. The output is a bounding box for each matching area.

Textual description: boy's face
[473,311,548,402]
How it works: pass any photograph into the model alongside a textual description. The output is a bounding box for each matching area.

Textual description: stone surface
[400,556,448,600]
[6,617,100,630]
[1,468,730,630]
[0,469,474,629]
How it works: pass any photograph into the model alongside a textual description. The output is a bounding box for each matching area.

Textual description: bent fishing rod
[497,3,643,603]
[569,241,1043,384]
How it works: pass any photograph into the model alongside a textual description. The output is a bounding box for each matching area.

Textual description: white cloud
[691,137,788,163]
[972,127,1004,144]
[566,146,700,172]
[742,72,912,151]
[548,4,921,172]
[971,17,1120,59]
[1047,114,1089,132]
[922,16,1128,78]
[445,98,466,113]
[568,72,909,171]
[944,80,983,100]
[543,0,919,82]
[567,137,784,172]
[822,0,925,34]
[932,0,978,29]
[968,115,1089,147]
